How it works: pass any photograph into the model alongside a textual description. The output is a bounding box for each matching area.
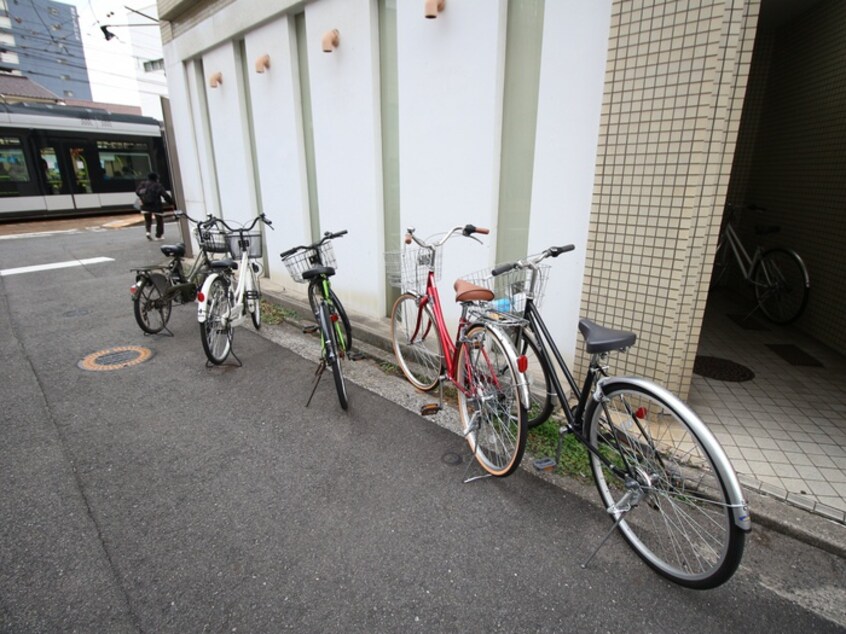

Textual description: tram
[0,102,170,221]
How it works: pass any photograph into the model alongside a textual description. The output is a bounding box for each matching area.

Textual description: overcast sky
[64,0,165,108]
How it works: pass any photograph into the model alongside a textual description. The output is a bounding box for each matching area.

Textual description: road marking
[0,229,82,241]
[0,256,114,277]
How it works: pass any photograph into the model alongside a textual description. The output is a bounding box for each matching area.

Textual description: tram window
[99,150,151,180]
[69,147,92,193]
[0,137,31,196]
[39,148,64,194]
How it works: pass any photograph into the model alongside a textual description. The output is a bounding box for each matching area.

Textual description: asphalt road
[0,221,844,632]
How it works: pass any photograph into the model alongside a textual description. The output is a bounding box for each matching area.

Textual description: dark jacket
[137,179,174,212]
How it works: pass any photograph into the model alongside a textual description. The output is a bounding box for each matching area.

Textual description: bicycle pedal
[420,403,442,416]
[302,325,318,334]
[533,457,557,472]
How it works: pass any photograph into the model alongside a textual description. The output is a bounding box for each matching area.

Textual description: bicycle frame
[716,221,762,282]
[197,235,257,327]
[411,269,507,401]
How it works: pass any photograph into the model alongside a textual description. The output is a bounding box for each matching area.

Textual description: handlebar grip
[549,245,575,257]
[404,233,413,245]
[462,224,490,237]
[476,227,490,235]
[491,262,518,277]
[280,247,298,259]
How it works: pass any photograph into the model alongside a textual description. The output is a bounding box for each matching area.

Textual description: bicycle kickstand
[581,490,635,569]
[460,416,493,484]
[305,359,327,407]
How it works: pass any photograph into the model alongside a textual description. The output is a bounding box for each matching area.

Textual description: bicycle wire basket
[281,241,338,284]
[461,264,550,314]
[195,226,229,254]
[385,246,442,294]
[226,231,263,259]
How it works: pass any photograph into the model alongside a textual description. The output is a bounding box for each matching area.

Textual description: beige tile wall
[582,0,760,398]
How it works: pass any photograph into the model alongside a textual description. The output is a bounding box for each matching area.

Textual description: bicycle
[469,245,750,588]
[711,202,810,324]
[197,213,273,365]
[130,210,223,335]
[280,230,353,410]
[387,224,530,478]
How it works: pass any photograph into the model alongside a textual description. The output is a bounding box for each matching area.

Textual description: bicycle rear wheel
[752,248,809,324]
[318,300,348,410]
[585,381,746,588]
[390,293,443,391]
[457,324,528,477]
[248,265,262,330]
[200,277,233,364]
[133,274,172,334]
[308,282,352,350]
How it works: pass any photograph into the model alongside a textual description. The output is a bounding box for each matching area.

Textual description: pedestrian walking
[136,172,174,240]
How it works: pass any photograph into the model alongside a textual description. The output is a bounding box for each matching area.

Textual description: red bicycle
[387,224,530,477]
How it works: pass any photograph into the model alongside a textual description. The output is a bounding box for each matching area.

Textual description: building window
[143,58,165,72]
[64,90,74,97]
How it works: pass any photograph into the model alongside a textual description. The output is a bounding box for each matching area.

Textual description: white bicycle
[197,213,273,365]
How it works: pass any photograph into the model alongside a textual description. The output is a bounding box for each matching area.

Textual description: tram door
[40,140,100,211]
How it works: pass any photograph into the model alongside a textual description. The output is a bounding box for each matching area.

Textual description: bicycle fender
[197,272,221,323]
[595,376,752,533]
[485,322,531,410]
[134,271,169,299]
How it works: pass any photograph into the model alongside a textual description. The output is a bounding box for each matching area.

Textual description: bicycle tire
[585,380,746,588]
[752,248,809,324]
[248,265,262,330]
[200,277,233,364]
[513,327,554,428]
[133,273,172,334]
[308,282,352,350]
[318,300,348,410]
[456,323,528,477]
[390,293,443,391]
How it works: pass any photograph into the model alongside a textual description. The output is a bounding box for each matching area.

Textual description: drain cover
[78,346,153,371]
[441,451,463,466]
[693,355,755,382]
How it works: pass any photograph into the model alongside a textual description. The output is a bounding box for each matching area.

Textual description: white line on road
[0,256,115,277]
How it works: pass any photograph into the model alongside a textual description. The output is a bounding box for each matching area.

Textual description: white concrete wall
[304,0,385,317]
[528,0,612,365]
[201,42,258,226]
[396,0,507,329]
[243,16,311,292]
[162,48,208,223]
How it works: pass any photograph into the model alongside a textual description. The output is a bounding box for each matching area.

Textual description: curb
[259,284,846,560]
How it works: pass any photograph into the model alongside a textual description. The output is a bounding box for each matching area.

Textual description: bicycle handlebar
[404,224,490,248]
[279,229,348,260]
[212,213,273,233]
[173,210,219,229]
[491,244,575,277]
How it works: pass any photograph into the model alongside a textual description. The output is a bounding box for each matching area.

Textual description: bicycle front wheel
[390,293,443,391]
[585,381,746,588]
[200,277,233,364]
[457,324,528,477]
[752,248,809,324]
[513,328,554,428]
[318,300,348,410]
[134,274,172,334]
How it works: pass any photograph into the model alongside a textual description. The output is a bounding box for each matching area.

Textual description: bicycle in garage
[711,203,810,324]
[197,213,273,366]
[280,230,353,410]
[474,245,749,588]
[131,211,223,335]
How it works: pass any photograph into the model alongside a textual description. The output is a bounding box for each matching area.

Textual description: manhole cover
[78,346,153,371]
[441,451,463,466]
[693,355,755,382]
